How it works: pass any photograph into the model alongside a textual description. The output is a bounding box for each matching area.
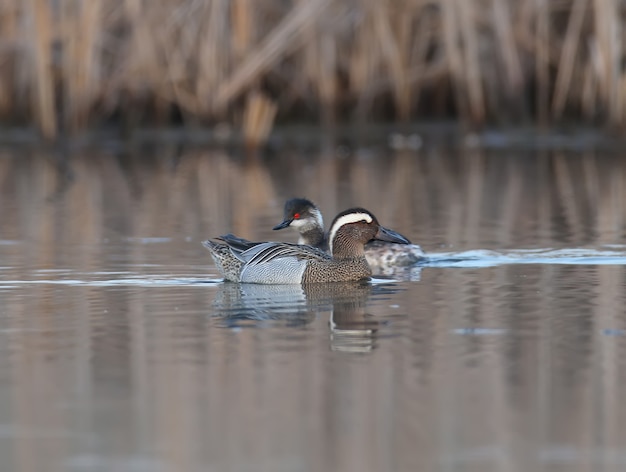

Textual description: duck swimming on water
[203,207,410,284]
[273,198,425,268]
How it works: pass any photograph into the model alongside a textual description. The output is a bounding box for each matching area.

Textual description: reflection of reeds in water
[2,144,625,254]
[4,1,626,138]
[2,146,626,470]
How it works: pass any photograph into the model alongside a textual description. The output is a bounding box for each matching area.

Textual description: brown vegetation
[1,0,626,139]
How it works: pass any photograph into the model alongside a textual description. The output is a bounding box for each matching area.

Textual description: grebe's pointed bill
[273,219,292,230]
[375,226,411,245]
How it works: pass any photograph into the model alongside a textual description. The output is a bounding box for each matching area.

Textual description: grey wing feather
[240,242,329,266]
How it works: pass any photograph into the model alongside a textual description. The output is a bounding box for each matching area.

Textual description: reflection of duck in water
[304,281,382,353]
[211,283,315,327]
[210,280,398,353]
[272,198,425,271]
[203,208,409,284]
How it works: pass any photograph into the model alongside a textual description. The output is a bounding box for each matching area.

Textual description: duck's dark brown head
[328,208,409,259]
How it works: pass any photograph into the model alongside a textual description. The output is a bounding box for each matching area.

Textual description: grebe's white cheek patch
[291,218,308,228]
[328,212,373,252]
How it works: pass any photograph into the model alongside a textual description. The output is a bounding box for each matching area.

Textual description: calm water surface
[1,140,626,471]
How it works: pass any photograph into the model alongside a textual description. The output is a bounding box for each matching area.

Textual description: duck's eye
[293,213,301,219]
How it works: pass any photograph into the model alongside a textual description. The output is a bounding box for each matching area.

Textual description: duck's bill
[375,226,411,245]
[272,219,292,230]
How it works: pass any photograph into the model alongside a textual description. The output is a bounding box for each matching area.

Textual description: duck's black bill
[273,219,292,230]
[375,226,411,245]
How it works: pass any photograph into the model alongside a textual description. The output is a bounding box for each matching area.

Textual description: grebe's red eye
[293,213,301,219]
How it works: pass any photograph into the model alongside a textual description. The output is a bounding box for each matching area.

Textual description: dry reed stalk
[215,0,331,110]
[298,3,320,114]
[440,0,469,121]
[157,6,202,116]
[592,0,611,114]
[307,6,342,124]
[242,91,277,150]
[350,12,377,118]
[232,0,253,60]
[582,47,599,117]
[123,0,164,94]
[196,0,230,114]
[491,0,523,95]
[456,0,484,123]
[535,0,550,127]
[552,0,587,118]
[166,4,218,119]
[350,8,371,96]
[593,0,623,124]
[0,2,19,117]
[372,1,410,120]
[407,5,437,113]
[353,1,424,118]
[318,33,337,122]
[154,3,194,114]
[61,0,102,132]
[25,0,56,138]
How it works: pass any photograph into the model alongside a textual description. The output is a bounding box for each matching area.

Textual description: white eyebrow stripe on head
[328,212,372,253]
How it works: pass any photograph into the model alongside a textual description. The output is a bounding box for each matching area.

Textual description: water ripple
[424,246,626,267]
[1,246,625,288]
[0,272,220,288]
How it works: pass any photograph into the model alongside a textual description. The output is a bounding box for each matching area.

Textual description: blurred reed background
[2,0,626,142]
